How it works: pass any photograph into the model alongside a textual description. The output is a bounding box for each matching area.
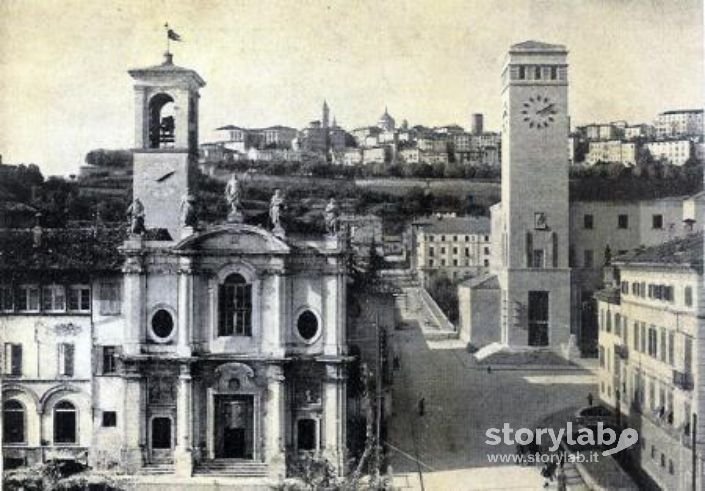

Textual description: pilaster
[177,258,193,356]
[121,367,145,473]
[174,363,193,477]
[265,364,286,481]
[323,363,347,475]
[122,251,145,355]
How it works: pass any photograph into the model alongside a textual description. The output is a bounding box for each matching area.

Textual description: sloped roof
[510,40,567,52]
[415,215,491,235]
[613,233,703,272]
[0,227,127,272]
[128,56,206,87]
[461,273,499,289]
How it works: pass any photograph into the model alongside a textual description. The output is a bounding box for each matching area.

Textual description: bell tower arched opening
[149,93,176,149]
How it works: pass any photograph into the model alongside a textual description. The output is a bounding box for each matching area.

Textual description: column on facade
[265,364,286,479]
[174,363,193,476]
[323,363,347,474]
[121,368,144,473]
[263,271,285,356]
[177,257,193,356]
[323,273,341,356]
[122,252,144,356]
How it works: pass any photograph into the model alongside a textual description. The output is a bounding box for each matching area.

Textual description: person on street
[587,392,594,406]
[418,397,425,416]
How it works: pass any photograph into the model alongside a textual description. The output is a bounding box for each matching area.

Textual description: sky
[0,0,703,176]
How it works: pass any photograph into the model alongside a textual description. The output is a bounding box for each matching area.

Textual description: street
[387,320,597,490]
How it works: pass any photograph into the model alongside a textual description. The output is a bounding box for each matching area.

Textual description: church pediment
[173,224,290,254]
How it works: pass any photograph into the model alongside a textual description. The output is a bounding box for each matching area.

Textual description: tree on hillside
[85,149,133,168]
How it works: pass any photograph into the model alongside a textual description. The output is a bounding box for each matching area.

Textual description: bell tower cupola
[128,53,206,239]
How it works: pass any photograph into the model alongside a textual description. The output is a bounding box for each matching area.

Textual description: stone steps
[139,464,175,475]
[194,460,268,477]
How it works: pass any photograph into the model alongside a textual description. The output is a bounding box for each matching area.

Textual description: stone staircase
[193,459,268,478]
[139,463,175,475]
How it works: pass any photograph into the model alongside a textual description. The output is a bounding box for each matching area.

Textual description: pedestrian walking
[587,392,594,406]
[541,461,557,487]
[556,467,567,491]
[487,365,492,374]
[418,397,425,416]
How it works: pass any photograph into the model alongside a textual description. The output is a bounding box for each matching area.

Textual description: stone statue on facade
[325,197,340,236]
[180,194,198,228]
[225,173,243,222]
[270,188,285,236]
[126,198,146,235]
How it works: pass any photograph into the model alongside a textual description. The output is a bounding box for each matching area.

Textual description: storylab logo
[485,422,639,456]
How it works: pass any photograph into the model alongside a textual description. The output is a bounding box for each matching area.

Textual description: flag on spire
[164,22,182,42]
[167,28,182,41]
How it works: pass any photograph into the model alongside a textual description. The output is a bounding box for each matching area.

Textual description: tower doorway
[528,291,549,346]
[215,395,254,459]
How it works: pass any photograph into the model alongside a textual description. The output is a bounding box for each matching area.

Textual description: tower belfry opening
[149,93,176,148]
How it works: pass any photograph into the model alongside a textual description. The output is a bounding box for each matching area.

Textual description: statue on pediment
[180,194,198,228]
[270,189,285,236]
[126,198,146,235]
[325,198,340,236]
[225,173,243,223]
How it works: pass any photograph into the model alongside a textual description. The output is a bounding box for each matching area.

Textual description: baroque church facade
[1,53,350,482]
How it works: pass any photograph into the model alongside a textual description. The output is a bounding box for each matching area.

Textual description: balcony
[614,344,628,360]
[673,370,694,391]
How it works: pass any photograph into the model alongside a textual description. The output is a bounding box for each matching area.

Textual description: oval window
[152,309,174,339]
[297,310,319,342]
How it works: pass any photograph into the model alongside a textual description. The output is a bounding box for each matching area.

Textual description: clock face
[521,95,557,129]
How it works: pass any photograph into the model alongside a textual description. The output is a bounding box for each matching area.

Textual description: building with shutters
[595,233,705,490]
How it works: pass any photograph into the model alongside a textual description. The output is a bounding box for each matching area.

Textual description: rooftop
[613,232,703,272]
[509,40,567,53]
[0,227,128,272]
[415,215,491,235]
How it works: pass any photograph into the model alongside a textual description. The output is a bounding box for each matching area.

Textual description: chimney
[471,113,484,135]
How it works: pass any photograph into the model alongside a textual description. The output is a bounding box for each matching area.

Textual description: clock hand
[537,104,555,116]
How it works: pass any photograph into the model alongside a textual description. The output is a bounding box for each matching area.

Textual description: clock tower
[497,41,571,349]
[129,52,206,240]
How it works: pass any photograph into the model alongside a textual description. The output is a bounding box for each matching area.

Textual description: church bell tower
[129,52,206,239]
[498,41,571,349]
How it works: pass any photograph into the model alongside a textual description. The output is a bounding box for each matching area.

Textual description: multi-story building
[596,233,704,490]
[1,53,352,484]
[654,109,704,139]
[624,124,655,141]
[414,215,491,285]
[585,140,638,166]
[569,194,703,352]
[645,140,693,166]
[361,146,389,165]
[578,123,623,141]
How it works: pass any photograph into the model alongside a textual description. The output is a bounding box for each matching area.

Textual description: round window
[297,310,319,342]
[151,309,174,339]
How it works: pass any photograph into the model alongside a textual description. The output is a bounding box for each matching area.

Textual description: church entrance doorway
[149,416,173,463]
[215,395,254,459]
[528,291,549,346]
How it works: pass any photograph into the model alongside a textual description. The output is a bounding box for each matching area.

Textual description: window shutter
[552,232,558,268]
[526,232,533,267]
[218,286,225,336]
[12,344,22,375]
[65,344,75,376]
[93,346,101,375]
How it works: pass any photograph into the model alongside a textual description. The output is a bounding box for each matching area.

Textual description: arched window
[3,400,25,443]
[218,274,252,337]
[148,93,176,149]
[54,400,77,444]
